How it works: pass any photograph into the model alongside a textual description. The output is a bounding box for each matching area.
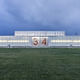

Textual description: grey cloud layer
[0,0,80,34]
[5,0,80,25]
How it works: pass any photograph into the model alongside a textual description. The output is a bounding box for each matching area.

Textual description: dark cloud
[0,0,80,35]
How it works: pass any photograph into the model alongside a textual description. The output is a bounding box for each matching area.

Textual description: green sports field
[0,48,80,80]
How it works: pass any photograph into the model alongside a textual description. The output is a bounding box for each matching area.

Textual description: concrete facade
[0,31,80,48]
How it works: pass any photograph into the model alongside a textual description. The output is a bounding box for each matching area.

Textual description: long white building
[0,31,80,48]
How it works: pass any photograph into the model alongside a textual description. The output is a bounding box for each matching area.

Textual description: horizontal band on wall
[0,40,29,42]
[51,40,80,43]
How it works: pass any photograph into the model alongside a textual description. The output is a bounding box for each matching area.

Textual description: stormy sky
[0,0,80,35]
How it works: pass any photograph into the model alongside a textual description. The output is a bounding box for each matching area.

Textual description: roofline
[15,31,65,32]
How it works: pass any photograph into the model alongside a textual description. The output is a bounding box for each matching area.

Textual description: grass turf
[0,48,80,80]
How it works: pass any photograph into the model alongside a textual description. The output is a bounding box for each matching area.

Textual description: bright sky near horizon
[0,0,80,35]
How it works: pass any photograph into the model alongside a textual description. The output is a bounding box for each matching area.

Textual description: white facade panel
[15,31,65,37]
